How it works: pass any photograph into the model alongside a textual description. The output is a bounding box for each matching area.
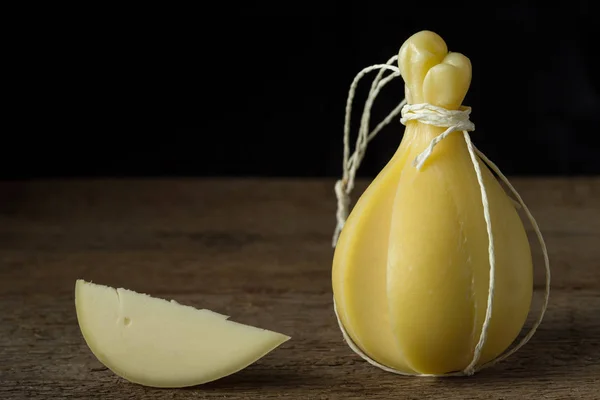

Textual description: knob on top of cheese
[75,279,290,388]
[332,30,535,376]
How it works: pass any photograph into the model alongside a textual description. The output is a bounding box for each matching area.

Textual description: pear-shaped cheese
[75,280,290,387]
[332,31,533,375]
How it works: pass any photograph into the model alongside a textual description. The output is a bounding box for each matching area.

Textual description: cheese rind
[332,138,416,373]
[75,280,290,388]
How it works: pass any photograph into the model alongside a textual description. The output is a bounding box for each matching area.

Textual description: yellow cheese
[332,31,533,375]
[75,279,290,387]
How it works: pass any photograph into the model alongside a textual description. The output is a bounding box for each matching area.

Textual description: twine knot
[400,103,475,170]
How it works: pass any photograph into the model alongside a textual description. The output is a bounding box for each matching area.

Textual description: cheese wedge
[75,279,290,387]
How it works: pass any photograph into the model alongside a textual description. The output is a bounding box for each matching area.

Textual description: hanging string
[332,55,405,247]
[332,57,551,377]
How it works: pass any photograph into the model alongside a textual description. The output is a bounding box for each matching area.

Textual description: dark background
[5,4,600,179]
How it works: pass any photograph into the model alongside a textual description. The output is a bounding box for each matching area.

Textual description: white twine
[332,59,551,377]
[332,55,404,247]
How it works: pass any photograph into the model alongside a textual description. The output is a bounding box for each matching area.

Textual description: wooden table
[1,178,599,399]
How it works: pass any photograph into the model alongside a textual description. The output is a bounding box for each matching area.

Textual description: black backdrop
[5,4,599,179]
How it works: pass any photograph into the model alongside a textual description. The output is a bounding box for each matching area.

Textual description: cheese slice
[75,279,290,387]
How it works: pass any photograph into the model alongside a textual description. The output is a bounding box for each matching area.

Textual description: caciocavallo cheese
[332,30,537,376]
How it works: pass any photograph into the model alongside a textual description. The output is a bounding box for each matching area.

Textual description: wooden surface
[0,178,599,399]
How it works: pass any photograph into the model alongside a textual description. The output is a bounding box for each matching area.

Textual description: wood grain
[0,178,599,399]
